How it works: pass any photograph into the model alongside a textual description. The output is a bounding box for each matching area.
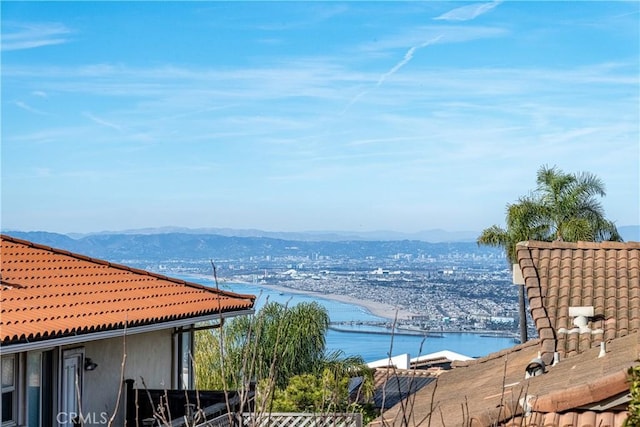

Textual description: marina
[184,277,516,362]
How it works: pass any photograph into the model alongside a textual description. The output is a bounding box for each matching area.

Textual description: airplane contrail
[376,35,443,87]
[342,34,444,114]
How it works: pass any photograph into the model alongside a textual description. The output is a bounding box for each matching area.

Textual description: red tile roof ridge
[516,239,640,250]
[530,368,631,413]
[451,338,541,368]
[506,411,629,427]
[0,234,255,302]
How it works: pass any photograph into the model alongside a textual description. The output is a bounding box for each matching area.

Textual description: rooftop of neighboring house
[371,367,437,410]
[0,234,256,346]
[373,332,637,427]
[517,240,640,364]
[374,240,640,427]
[410,349,474,370]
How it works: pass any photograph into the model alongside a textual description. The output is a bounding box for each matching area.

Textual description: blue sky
[2,1,639,234]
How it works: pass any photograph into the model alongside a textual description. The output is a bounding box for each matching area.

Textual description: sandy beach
[257,282,419,321]
[183,274,418,321]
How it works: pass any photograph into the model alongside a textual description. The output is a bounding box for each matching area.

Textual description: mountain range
[1,230,493,262]
[59,224,640,244]
[65,226,482,243]
[2,225,637,265]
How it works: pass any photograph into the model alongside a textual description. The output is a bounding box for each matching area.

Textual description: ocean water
[186,277,514,363]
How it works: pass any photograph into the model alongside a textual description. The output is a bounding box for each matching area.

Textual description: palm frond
[478,165,620,261]
[477,225,509,248]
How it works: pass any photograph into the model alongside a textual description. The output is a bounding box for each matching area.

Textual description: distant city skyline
[2,1,638,234]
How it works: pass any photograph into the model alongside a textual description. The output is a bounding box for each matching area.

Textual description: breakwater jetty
[329,320,445,337]
[328,321,518,340]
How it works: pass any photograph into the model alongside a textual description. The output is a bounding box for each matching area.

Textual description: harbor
[329,320,518,340]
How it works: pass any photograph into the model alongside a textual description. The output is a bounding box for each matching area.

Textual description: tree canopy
[195,300,373,414]
[478,165,621,343]
[196,301,331,390]
[478,165,621,263]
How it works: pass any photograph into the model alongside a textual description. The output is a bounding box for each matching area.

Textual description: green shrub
[625,365,640,426]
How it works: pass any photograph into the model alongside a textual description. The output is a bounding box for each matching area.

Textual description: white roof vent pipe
[557,306,603,335]
[598,341,606,358]
[568,306,594,317]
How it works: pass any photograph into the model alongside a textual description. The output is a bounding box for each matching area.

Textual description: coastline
[253,282,420,321]
[181,274,419,321]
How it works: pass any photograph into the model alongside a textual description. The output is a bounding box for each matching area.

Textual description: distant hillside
[67,226,480,243]
[3,225,636,265]
[73,224,637,243]
[2,230,497,264]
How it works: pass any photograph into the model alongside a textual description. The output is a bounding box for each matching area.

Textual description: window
[178,331,193,390]
[27,351,53,427]
[27,352,41,427]
[1,355,16,426]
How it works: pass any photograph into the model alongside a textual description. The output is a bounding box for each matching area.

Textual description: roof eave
[531,369,631,413]
[0,308,254,355]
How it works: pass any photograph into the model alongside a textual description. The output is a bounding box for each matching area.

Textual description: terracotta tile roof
[375,240,639,426]
[0,234,255,346]
[371,332,638,427]
[516,240,640,364]
[371,368,436,410]
[372,368,435,390]
[505,411,629,427]
[371,338,541,426]
[410,356,449,369]
[451,338,541,368]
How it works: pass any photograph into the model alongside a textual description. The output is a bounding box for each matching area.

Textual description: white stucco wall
[73,328,174,425]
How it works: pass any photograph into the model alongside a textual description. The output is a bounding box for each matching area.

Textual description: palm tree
[533,166,621,242]
[196,301,330,390]
[196,300,374,420]
[478,165,622,342]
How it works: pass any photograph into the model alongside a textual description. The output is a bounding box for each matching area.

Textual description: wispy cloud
[5,59,635,115]
[1,22,72,51]
[255,4,349,31]
[347,135,426,147]
[358,25,507,53]
[15,101,49,116]
[434,1,502,22]
[83,112,123,132]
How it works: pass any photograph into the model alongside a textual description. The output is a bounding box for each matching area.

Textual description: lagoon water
[187,277,514,362]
